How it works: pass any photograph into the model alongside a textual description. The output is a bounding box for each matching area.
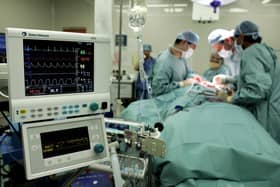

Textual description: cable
[0,111,21,141]
[147,154,153,187]
[184,82,195,95]
[0,91,8,99]
[0,134,7,145]
[61,167,87,187]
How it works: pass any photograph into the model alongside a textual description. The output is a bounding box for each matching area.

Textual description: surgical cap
[176,31,200,45]
[143,44,152,51]
[208,29,234,45]
[234,20,259,39]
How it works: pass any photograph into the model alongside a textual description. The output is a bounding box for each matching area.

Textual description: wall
[0,0,278,74]
[113,0,280,74]
[0,0,95,33]
[53,0,94,33]
[0,0,52,32]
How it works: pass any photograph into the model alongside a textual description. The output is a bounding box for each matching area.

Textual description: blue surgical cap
[234,20,259,39]
[143,44,152,51]
[176,31,200,45]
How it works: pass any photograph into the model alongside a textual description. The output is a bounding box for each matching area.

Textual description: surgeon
[135,44,156,99]
[208,29,242,80]
[203,52,231,82]
[152,31,200,96]
[219,20,280,144]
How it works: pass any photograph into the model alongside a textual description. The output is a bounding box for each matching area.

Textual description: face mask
[218,48,233,58]
[183,48,194,59]
[209,62,220,69]
[234,40,243,54]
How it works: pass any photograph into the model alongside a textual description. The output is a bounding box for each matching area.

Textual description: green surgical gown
[152,49,192,96]
[202,64,231,82]
[232,43,280,144]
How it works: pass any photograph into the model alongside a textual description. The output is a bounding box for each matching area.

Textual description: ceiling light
[174,8,184,12]
[147,3,188,8]
[174,4,188,7]
[147,4,169,8]
[163,7,184,13]
[262,0,271,4]
[229,8,248,13]
[163,8,174,13]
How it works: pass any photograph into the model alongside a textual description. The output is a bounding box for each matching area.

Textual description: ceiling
[113,0,280,8]
[113,0,280,15]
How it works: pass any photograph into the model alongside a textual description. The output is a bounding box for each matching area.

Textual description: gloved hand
[226,89,234,103]
[192,75,203,82]
[216,89,229,101]
[212,74,227,85]
[226,95,233,103]
[216,89,234,102]
[180,78,200,87]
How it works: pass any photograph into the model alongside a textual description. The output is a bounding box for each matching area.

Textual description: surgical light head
[177,31,200,46]
[234,20,259,40]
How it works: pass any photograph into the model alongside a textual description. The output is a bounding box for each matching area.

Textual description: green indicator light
[80,50,86,55]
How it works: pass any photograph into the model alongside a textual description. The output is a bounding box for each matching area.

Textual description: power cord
[0,111,21,142]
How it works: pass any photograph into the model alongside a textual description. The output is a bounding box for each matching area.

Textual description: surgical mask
[183,48,194,59]
[218,48,233,58]
[234,40,243,54]
[171,45,193,59]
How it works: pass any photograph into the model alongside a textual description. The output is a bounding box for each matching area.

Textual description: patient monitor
[0,63,8,101]
[0,33,8,102]
[22,115,109,180]
[6,28,111,123]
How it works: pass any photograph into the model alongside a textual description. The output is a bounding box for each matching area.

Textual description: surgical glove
[212,74,227,84]
[180,78,199,87]
[216,89,229,101]
[192,75,203,82]
[226,95,233,103]
[226,90,234,103]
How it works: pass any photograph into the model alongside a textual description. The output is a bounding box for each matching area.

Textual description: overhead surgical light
[191,0,236,13]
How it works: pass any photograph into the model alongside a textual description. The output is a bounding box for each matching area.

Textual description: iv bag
[128,0,147,33]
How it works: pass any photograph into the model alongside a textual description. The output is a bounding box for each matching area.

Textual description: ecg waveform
[26,78,77,86]
[25,62,76,69]
[23,39,94,96]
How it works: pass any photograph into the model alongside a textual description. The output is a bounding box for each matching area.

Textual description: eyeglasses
[187,41,193,45]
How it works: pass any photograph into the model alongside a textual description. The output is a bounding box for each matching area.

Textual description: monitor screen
[23,39,94,96]
[40,126,90,159]
[7,28,111,123]
[0,33,6,63]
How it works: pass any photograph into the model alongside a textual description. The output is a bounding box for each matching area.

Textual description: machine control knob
[90,103,99,111]
[94,144,104,154]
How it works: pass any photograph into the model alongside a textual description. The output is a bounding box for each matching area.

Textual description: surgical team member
[221,20,280,144]
[152,31,200,96]
[135,44,156,99]
[208,29,242,78]
[203,53,231,82]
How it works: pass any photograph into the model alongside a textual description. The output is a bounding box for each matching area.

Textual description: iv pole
[115,0,123,117]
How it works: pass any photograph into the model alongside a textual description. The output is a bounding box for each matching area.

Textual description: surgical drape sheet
[121,86,280,187]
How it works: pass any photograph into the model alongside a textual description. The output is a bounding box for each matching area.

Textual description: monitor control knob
[90,103,99,111]
[94,144,104,154]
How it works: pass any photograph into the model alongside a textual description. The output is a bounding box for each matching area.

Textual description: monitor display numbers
[40,126,90,159]
[23,39,94,96]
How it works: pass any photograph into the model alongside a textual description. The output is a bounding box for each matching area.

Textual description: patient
[203,53,231,82]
